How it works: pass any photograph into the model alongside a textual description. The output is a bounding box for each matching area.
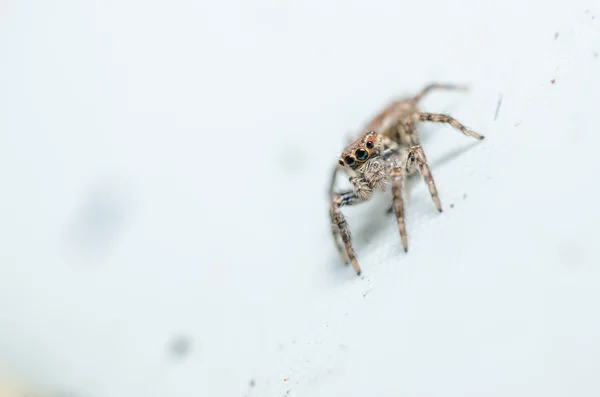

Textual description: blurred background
[1,0,600,396]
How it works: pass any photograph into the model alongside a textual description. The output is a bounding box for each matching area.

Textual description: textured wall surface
[1,0,600,396]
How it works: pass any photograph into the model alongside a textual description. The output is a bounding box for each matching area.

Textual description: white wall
[1,0,599,396]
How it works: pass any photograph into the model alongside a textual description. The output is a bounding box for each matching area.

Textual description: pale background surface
[1,0,600,396]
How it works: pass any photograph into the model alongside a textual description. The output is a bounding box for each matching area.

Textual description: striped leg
[412,83,468,102]
[330,192,366,275]
[408,145,442,212]
[390,145,443,252]
[390,168,408,252]
[408,112,485,140]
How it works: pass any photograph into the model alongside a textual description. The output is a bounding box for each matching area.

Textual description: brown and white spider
[329,83,485,275]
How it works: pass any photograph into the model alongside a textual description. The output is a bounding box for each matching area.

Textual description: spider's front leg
[390,168,408,252]
[330,183,370,275]
[390,145,442,252]
[408,145,442,212]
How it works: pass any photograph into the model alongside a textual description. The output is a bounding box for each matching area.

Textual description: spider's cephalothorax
[336,131,391,198]
[329,83,485,275]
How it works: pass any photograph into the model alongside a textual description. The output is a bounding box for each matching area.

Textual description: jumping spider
[329,83,485,275]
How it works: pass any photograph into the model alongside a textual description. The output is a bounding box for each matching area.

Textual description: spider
[329,83,485,275]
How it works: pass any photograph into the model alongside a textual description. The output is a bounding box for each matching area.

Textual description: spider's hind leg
[408,112,485,140]
[412,83,468,102]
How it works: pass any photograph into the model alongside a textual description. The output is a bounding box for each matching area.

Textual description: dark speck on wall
[169,334,192,357]
[494,94,503,121]
[551,79,556,84]
[554,32,559,40]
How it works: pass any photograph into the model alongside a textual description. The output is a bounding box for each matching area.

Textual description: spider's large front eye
[366,141,374,149]
[344,156,356,167]
[355,148,369,161]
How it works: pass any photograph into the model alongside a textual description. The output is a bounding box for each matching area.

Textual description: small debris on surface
[284,378,289,382]
[450,203,455,208]
[363,288,372,298]
[554,32,559,40]
[494,94,503,121]
[249,379,255,388]
[169,335,192,357]
[593,52,598,58]
[514,122,522,127]
[462,193,467,200]
[551,79,556,84]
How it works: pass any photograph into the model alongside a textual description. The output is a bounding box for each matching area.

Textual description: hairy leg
[408,112,485,140]
[408,145,442,212]
[412,83,468,102]
[390,168,408,252]
[330,191,367,275]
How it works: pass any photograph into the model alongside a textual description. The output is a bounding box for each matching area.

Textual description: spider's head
[338,131,383,170]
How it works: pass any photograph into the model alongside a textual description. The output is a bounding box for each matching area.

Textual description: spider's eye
[355,148,369,161]
[344,156,356,167]
[366,141,374,149]
[338,159,344,166]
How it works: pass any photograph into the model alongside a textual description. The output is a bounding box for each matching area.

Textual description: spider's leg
[407,145,443,212]
[330,191,367,275]
[330,189,352,265]
[386,174,415,214]
[408,112,485,140]
[412,83,468,102]
[390,168,409,252]
[331,221,350,265]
